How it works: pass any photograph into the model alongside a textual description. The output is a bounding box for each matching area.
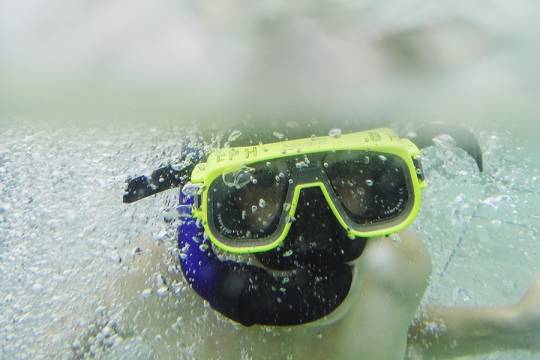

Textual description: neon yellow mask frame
[188,128,427,254]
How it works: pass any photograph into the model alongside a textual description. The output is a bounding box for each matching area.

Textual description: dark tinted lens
[208,160,289,241]
[325,151,409,224]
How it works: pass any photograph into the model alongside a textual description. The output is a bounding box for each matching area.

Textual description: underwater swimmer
[119,126,540,359]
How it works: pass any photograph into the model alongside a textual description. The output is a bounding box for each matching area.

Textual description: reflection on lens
[325,151,409,224]
[209,160,289,241]
[221,165,254,189]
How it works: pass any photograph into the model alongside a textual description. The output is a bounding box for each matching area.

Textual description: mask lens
[208,160,289,242]
[325,151,410,225]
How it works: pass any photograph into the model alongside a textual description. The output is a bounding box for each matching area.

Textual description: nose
[293,187,332,222]
[255,187,366,270]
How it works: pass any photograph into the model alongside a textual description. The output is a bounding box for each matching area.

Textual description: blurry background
[1,0,540,134]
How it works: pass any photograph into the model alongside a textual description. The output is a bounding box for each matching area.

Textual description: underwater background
[1,1,540,359]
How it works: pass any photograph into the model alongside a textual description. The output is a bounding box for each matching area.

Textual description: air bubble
[259,199,266,208]
[390,233,401,243]
[199,243,209,251]
[141,289,152,298]
[222,166,254,189]
[32,283,44,293]
[366,179,374,186]
[329,128,342,138]
[156,286,168,298]
[227,130,242,143]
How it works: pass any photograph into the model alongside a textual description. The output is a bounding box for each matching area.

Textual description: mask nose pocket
[294,187,332,223]
[255,188,366,270]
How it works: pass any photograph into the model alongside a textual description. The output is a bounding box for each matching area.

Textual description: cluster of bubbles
[222,166,255,189]
[416,131,540,310]
[2,124,539,359]
[0,125,195,358]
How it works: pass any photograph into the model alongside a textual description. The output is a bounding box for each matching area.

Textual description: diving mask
[185,128,427,254]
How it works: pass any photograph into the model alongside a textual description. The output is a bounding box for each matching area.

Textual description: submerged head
[176,128,427,326]
[124,123,483,326]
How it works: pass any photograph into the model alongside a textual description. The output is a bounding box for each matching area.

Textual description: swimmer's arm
[408,305,520,358]
[408,278,540,358]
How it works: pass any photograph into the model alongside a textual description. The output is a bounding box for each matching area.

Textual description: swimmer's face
[234,166,371,238]
[253,187,366,269]
[234,183,346,242]
[237,182,371,232]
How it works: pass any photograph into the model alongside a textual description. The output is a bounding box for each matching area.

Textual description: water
[2,1,540,358]
[1,124,539,359]
[416,132,540,360]
[0,126,187,359]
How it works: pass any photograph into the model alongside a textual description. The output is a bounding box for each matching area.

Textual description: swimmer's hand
[514,276,540,350]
